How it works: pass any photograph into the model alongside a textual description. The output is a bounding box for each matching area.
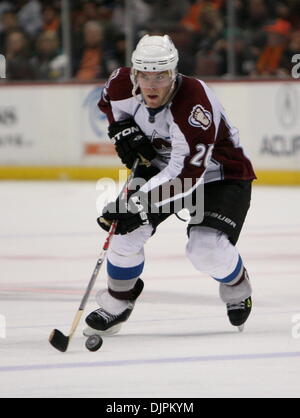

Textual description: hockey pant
[106,225,251,302]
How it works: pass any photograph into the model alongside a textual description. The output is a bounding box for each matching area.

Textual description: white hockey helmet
[130,34,179,100]
[131,34,179,73]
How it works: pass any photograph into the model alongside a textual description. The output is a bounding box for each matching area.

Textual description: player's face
[137,71,173,108]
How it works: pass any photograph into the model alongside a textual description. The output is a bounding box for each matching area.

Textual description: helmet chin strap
[161,77,177,106]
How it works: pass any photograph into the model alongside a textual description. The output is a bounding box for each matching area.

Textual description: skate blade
[237,324,245,332]
[83,323,122,337]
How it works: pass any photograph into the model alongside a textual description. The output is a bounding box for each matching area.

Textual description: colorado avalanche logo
[150,130,172,163]
[188,105,212,130]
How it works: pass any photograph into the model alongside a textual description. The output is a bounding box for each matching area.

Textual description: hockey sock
[107,259,144,299]
[212,254,245,285]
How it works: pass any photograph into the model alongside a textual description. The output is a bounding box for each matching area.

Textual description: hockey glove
[97,191,159,235]
[108,118,156,169]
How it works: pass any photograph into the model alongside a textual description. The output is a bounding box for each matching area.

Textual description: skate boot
[83,278,144,337]
[226,296,252,329]
[219,268,252,331]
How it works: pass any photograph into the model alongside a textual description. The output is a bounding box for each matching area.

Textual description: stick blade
[49,329,69,352]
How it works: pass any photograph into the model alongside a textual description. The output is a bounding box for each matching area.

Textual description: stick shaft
[67,158,139,337]
[68,310,84,339]
[78,227,114,311]
[78,158,139,311]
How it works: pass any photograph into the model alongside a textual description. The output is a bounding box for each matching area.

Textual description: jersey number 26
[190,143,214,168]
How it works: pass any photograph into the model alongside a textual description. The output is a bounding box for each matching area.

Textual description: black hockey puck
[85,334,103,352]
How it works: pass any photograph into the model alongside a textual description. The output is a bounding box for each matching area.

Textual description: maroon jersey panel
[213,115,257,181]
[98,67,133,123]
[171,76,216,185]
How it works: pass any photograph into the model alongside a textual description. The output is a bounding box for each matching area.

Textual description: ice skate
[226,296,252,331]
[219,269,252,331]
[83,278,144,337]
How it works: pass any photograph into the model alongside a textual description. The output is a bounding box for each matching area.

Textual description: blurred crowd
[0,0,299,81]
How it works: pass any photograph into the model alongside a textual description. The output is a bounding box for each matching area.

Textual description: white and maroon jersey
[98,67,256,209]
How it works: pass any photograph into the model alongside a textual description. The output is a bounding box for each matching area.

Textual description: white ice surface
[0,182,299,398]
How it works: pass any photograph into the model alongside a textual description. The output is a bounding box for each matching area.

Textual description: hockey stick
[49,158,140,352]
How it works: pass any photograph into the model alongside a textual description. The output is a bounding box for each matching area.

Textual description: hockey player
[84,34,256,336]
